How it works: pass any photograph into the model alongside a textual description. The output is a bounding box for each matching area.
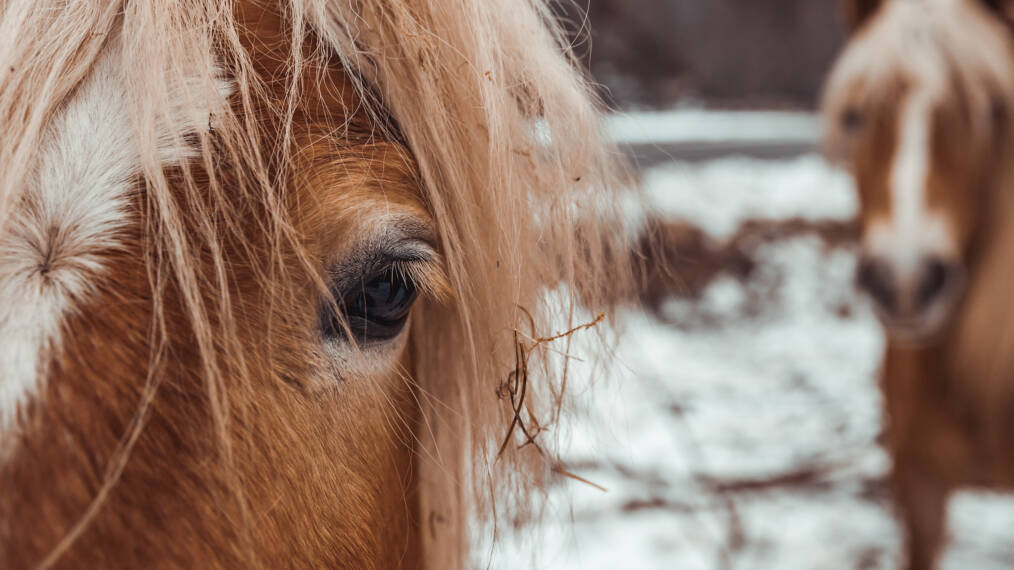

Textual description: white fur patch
[864,85,957,283]
[0,37,226,436]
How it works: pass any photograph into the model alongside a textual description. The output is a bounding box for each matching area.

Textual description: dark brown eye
[840,106,864,132]
[321,268,419,344]
[991,97,1007,130]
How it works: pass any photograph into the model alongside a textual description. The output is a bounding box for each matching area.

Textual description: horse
[0,1,632,567]
[824,0,1014,567]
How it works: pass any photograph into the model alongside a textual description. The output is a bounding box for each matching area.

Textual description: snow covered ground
[605,109,819,148]
[492,135,1014,568]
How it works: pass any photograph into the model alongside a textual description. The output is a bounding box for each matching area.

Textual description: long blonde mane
[0,0,631,566]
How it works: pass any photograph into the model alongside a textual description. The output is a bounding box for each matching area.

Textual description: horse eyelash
[388,258,451,304]
[326,255,450,318]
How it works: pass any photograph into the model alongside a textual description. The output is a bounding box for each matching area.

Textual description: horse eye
[840,106,864,132]
[992,97,1008,130]
[321,268,419,344]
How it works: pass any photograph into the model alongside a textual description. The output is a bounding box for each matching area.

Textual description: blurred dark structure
[555,0,849,109]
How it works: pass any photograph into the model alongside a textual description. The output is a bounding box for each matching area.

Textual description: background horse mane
[824,0,1014,164]
[0,0,632,567]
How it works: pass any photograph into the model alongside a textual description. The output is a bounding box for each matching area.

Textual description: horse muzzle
[856,253,966,345]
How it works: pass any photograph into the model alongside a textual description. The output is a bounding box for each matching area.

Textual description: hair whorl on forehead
[0,0,633,566]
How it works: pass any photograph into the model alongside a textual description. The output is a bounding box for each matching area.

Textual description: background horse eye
[321,268,419,344]
[840,106,864,132]
[992,97,1008,132]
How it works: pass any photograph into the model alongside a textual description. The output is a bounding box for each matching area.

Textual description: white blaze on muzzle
[865,81,958,289]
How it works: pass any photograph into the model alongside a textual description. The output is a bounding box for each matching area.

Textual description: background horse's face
[825,0,1014,343]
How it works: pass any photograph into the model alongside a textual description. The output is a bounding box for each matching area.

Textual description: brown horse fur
[826,1,1014,568]
[0,1,633,568]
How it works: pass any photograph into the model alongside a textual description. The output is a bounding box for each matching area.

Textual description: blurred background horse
[0,1,629,568]
[824,0,1014,567]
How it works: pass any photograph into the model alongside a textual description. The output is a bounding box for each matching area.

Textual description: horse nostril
[857,257,897,313]
[916,258,951,310]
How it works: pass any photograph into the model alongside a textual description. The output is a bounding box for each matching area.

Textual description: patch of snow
[490,235,894,569]
[643,155,857,239]
[607,109,820,147]
[944,492,1014,569]
[491,152,1014,569]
